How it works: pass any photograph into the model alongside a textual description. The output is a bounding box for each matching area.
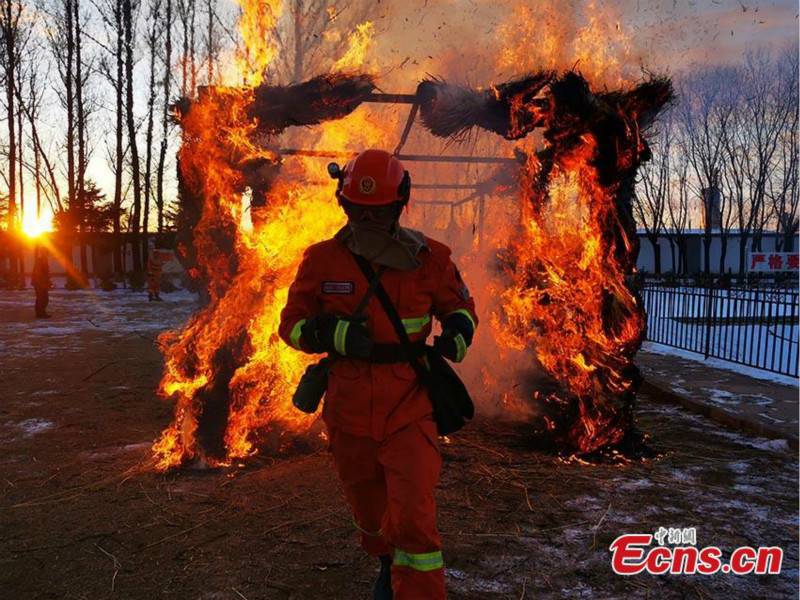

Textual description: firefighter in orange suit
[279,149,477,599]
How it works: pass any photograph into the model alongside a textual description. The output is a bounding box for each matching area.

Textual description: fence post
[703,285,715,359]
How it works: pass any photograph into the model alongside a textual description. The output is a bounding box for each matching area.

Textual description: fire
[497,0,634,88]
[235,0,281,86]
[496,73,672,455]
[151,0,671,468]
[504,149,641,452]
[152,4,382,470]
[332,21,376,72]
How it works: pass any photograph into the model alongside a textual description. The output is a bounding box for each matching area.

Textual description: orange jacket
[279,235,477,440]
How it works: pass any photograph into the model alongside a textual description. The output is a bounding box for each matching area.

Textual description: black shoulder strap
[351,263,386,319]
[351,252,428,378]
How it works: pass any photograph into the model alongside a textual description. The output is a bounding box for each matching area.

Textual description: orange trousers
[329,418,445,599]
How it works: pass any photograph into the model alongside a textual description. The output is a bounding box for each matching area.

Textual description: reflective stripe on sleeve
[453,333,467,362]
[393,549,444,572]
[447,308,477,334]
[333,320,350,355]
[401,314,431,334]
[289,319,306,350]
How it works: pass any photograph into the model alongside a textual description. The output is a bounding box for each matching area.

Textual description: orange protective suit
[279,231,477,599]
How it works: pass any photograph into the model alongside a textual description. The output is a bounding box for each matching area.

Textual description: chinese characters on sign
[749,252,799,272]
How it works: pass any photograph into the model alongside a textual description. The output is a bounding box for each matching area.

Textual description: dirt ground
[1,288,798,599]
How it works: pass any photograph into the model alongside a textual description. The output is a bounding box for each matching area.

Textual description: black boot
[373,554,393,600]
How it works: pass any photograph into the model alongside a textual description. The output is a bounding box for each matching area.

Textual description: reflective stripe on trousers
[394,549,444,572]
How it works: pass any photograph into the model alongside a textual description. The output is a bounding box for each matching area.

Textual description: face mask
[340,203,425,271]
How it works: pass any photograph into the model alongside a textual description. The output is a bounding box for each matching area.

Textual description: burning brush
[154,67,672,470]
[418,71,673,457]
[153,74,376,470]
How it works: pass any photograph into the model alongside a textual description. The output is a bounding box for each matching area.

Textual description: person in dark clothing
[32,246,51,319]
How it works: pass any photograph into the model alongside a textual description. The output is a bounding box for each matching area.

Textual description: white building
[636,229,795,275]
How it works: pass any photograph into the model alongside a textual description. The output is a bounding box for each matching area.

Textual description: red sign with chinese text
[749,252,799,272]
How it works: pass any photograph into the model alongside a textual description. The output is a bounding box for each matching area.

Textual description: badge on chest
[321,280,355,295]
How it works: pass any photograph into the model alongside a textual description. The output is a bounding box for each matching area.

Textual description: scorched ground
[1,289,797,599]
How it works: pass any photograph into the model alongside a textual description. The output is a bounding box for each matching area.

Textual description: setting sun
[22,214,53,238]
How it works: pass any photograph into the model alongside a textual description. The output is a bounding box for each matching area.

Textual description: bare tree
[203,0,217,84]
[0,0,27,284]
[123,0,143,272]
[269,0,371,84]
[15,45,24,228]
[75,0,89,275]
[741,50,793,259]
[156,0,173,233]
[92,0,128,273]
[18,65,63,214]
[667,151,692,275]
[677,66,735,276]
[142,0,163,260]
[112,0,125,273]
[634,124,670,275]
[768,49,800,252]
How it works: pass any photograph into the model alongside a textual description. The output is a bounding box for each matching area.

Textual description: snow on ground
[1,285,199,359]
[642,341,798,387]
[0,418,56,444]
[2,287,797,598]
[641,287,799,376]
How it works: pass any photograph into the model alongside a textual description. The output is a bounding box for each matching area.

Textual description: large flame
[501,142,642,454]
[152,4,387,470]
[152,0,669,469]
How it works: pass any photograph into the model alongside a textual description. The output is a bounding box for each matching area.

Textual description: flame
[152,0,666,467]
[332,21,376,72]
[235,0,282,87]
[152,7,384,470]
[500,117,645,455]
[497,0,634,88]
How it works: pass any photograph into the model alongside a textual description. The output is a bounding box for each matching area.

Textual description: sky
[19,0,800,232]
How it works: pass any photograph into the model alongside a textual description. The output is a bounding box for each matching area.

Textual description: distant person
[146,240,164,302]
[32,246,51,319]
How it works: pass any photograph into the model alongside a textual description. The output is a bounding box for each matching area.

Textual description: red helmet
[336,149,410,206]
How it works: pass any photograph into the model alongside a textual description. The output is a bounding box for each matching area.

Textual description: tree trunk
[205,0,213,83]
[649,236,661,275]
[16,62,23,231]
[737,232,749,277]
[123,0,143,272]
[157,0,172,233]
[667,238,675,274]
[180,0,188,95]
[66,0,75,234]
[75,0,88,278]
[3,0,19,285]
[719,236,728,276]
[31,89,42,221]
[189,0,196,94]
[292,0,302,82]
[142,7,159,263]
[113,0,124,275]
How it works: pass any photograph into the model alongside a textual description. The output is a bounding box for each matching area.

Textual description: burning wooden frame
[154,70,672,470]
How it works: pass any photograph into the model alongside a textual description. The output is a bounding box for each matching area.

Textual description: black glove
[301,313,373,358]
[434,329,468,363]
[433,311,475,363]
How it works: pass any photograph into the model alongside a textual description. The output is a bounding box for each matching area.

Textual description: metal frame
[641,284,799,377]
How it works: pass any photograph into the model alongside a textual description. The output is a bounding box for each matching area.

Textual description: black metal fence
[641,284,799,377]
